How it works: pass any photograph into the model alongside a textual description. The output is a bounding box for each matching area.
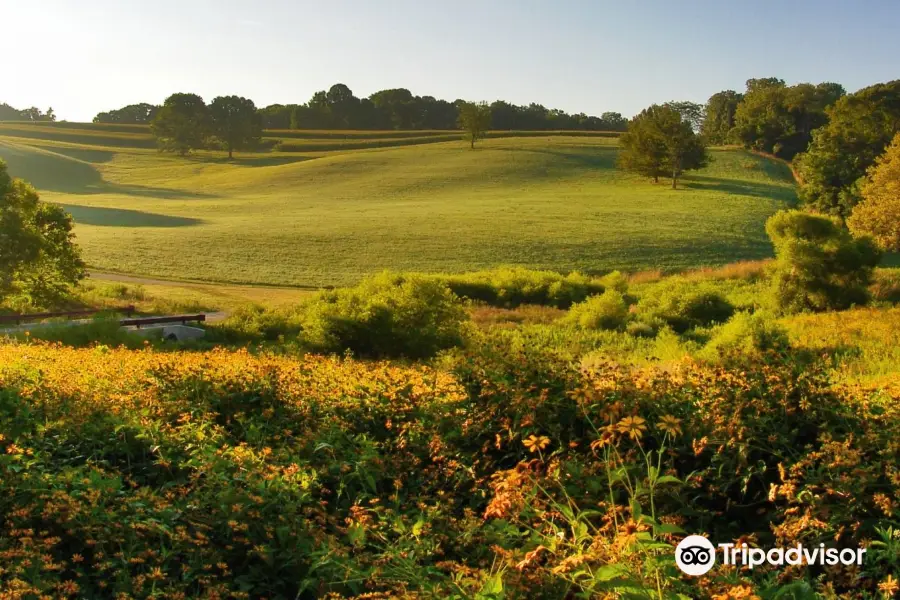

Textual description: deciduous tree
[618,104,708,188]
[209,95,262,159]
[701,90,742,144]
[150,93,210,155]
[0,160,85,307]
[847,133,900,250]
[457,101,491,149]
[796,80,900,217]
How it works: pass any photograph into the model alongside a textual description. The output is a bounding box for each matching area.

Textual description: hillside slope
[0,132,796,286]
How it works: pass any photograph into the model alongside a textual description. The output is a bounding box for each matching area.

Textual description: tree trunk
[672,168,677,189]
[654,175,658,183]
[470,137,475,150]
[228,145,233,159]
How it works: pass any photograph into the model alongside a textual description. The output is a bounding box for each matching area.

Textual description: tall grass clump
[439,267,605,308]
[300,272,469,358]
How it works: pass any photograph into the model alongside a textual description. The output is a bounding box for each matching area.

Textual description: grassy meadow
[0,122,795,286]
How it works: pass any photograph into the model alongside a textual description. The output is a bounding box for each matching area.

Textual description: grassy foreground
[0,127,795,286]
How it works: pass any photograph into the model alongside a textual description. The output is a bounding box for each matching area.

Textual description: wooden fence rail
[0,305,136,326]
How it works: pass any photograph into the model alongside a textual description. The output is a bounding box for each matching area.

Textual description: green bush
[766,210,881,313]
[209,304,301,343]
[701,311,790,359]
[439,267,605,308]
[636,277,735,332]
[599,270,629,294]
[563,290,629,331]
[300,272,469,358]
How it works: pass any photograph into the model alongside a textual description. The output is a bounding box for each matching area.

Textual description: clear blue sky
[3,0,899,122]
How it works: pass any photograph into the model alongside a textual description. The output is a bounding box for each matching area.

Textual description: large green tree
[0,160,85,307]
[457,101,492,149]
[701,90,743,144]
[208,96,262,159]
[150,93,210,155]
[731,78,844,159]
[795,80,900,217]
[618,104,708,188]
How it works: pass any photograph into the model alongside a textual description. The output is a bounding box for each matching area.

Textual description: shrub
[439,267,605,308]
[625,321,656,338]
[766,210,881,313]
[300,272,468,358]
[563,290,629,331]
[636,276,735,332]
[209,304,301,343]
[701,311,790,359]
[599,270,629,294]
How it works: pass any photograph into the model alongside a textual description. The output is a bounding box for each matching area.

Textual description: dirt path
[87,272,316,321]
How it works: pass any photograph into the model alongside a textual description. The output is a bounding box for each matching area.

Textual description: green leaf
[655,475,683,485]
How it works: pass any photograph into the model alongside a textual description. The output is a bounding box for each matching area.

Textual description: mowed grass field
[0,123,797,286]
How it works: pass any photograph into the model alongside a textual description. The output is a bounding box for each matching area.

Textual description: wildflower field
[1,324,898,598]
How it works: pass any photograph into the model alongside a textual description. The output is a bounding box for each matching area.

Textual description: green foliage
[701,311,790,359]
[766,210,881,313]
[701,90,743,144]
[636,276,735,333]
[93,102,159,124]
[208,95,262,159]
[618,104,708,188]
[439,267,605,309]
[731,79,844,160]
[847,132,900,250]
[457,101,492,148]
[0,160,85,308]
[299,272,469,358]
[150,92,211,155]
[563,290,629,331]
[796,79,900,217]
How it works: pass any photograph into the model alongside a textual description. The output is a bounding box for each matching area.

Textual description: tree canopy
[730,79,844,159]
[618,104,708,188]
[0,160,85,308]
[0,103,56,122]
[701,90,743,144]
[208,96,262,159]
[795,79,900,217]
[96,84,626,133]
[457,102,492,149]
[150,93,211,155]
[94,103,159,124]
[847,132,900,250]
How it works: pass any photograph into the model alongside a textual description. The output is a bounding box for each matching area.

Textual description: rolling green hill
[0,126,796,287]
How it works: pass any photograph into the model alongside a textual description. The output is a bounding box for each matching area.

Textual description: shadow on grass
[59,204,204,227]
[489,145,619,170]
[191,155,318,167]
[680,175,798,204]
[0,142,214,199]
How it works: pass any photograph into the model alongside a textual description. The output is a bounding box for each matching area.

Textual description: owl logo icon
[675,535,716,576]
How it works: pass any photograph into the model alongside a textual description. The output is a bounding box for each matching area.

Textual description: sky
[2,0,899,123]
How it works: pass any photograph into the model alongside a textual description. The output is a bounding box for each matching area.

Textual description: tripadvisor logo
[675,535,867,576]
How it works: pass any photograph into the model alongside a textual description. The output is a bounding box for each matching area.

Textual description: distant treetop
[90,84,628,132]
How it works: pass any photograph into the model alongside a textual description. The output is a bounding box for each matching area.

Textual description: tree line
[0,103,56,122]
[93,83,628,132]
[698,77,900,218]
